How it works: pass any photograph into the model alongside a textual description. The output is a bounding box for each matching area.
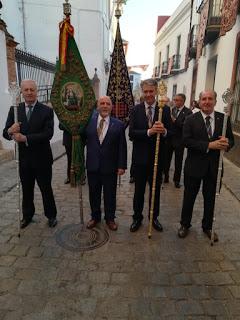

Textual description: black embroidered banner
[107,22,134,125]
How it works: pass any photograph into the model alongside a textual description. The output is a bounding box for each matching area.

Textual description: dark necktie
[147,106,152,128]
[205,116,212,138]
[97,118,105,139]
[26,105,33,121]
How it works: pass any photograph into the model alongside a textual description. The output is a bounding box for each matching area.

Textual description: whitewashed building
[153,0,192,106]
[1,0,121,95]
[153,0,240,166]
[0,0,125,151]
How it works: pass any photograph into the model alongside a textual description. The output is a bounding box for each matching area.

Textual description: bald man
[178,90,234,242]
[83,96,127,231]
[3,79,57,229]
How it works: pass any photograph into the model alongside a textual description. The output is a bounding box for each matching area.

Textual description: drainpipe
[20,0,27,50]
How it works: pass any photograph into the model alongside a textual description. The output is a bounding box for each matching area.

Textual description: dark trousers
[164,142,184,183]
[133,164,162,222]
[65,144,72,179]
[20,165,57,220]
[87,171,118,222]
[180,173,217,230]
[130,162,135,178]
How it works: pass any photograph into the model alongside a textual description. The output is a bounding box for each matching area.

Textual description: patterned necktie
[26,105,33,121]
[205,116,212,138]
[97,118,105,140]
[147,106,152,128]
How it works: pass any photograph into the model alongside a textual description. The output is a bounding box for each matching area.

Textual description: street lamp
[63,0,71,17]
[114,0,127,19]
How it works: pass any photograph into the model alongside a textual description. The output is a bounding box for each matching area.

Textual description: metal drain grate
[55,224,109,251]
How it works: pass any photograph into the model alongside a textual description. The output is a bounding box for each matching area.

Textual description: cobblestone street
[0,142,240,319]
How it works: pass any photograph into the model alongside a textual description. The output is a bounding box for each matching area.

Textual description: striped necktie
[147,106,152,128]
[205,116,213,138]
[97,118,105,140]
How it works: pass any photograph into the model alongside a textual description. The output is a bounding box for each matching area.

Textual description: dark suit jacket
[183,111,234,178]
[3,102,54,168]
[171,106,192,147]
[84,112,127,174]
[129,102,172,167]
[59,123,72,147]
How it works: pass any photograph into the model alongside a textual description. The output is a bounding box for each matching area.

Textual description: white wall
[0,29,12,149]
[196,16,240,112]
[1,0,114,95]
[153,0,192,105]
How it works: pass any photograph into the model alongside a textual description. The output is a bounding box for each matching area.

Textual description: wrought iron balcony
[171,54,181,72]
[205,0,223,44]
[161,61,168,75]
[154,65,161,78]
[189,25,199,59]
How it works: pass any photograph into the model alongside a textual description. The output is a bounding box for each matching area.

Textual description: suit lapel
[213,112,222,138]
[28,102,40,126]
[92,115,100,143]
[139,104,148,127]
[198,112,210,140]
[18,104,29,133]
[101,117,114,145]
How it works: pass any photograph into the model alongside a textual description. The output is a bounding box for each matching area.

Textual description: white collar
[201,111,215,120]
[25,101,37,108]
[176,105,184,113]
[144,102,156,109]
[98,114,110,124]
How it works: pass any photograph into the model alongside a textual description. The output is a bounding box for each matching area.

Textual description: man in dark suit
[178,90,234,241]
[3,79,57,228]
[129,78,172,232]
[84,96,127,231]
[164,93,192,187]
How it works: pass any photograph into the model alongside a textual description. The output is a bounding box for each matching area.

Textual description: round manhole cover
[56,224,109,251]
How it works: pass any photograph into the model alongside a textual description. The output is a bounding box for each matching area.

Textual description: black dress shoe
[20,218,32,229]
[175,182,181,188]
[152,219,163,232]
[203,229,219,242]
[64,178,70,184]
[178,225,189,238]
[130,220,142,232]
[48,218,57,228]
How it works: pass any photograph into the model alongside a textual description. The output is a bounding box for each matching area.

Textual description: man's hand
[8,122,21,135]
[117,169,125,176]
[148,121,166,136]
[171,115,176,122]
[208,136,229,151]
[13,133,27,143]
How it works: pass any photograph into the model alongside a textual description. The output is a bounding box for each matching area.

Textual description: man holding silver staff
[3,79,58,229]
[129,79,172,233]
[178,90,234,242]
[83,96,127,231]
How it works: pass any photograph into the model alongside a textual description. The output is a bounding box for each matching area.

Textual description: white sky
[120,0,183,75]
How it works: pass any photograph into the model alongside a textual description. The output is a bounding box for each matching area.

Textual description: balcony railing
[171,54,181,71]
[154,65,160,78]
[161,61,168,75]
[205,0,223,44]
[189,25,199,59]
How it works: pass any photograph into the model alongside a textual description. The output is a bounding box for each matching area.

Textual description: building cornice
[154,1,191,46]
